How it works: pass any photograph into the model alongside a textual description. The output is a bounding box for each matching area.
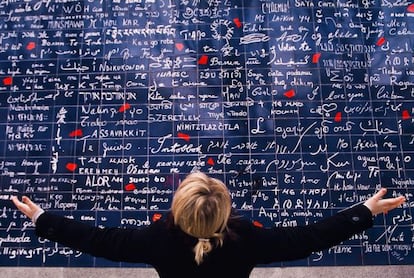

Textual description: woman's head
[171,172,232,265]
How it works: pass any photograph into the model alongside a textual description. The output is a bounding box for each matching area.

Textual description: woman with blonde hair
[171,172,232,265]
[12,172,406,278]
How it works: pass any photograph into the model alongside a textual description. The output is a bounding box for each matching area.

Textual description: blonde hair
[171,172,232,265]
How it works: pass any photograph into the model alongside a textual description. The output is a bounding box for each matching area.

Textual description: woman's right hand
[363,188,406,216]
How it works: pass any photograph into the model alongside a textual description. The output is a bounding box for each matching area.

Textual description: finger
[11,196,25,209]
[372,188,387,201]
[389,196,406,208]
[11,196,20,208]
[22,196,37,209]
[381,196,406,212]
[11,196,18,204]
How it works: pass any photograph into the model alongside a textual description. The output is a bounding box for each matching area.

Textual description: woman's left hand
[11,196,43,221]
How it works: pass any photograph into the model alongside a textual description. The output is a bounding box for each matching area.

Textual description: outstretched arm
[250,188,406,264]
[11,196,159,264]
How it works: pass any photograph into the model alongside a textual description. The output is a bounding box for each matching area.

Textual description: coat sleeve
[249,204,374,264]
[35,212,160,264]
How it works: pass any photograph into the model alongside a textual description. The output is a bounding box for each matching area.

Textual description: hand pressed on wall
[11,196,44,223]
